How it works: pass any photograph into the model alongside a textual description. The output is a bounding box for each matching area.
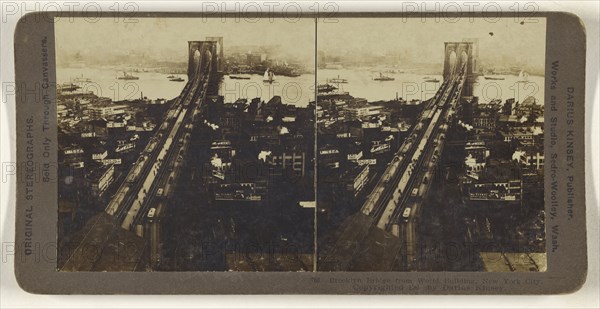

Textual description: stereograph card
[12,10,587,294]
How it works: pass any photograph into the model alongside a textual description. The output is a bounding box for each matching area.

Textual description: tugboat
[229,75,251,80]
[425,78,440,83]
[117,72,139,80]
[484,76,505,80]
[169,77,185,82]
[58,83,81,93]
[373,72,395,81]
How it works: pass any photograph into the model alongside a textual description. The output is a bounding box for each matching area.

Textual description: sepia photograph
[6,2,595,297]
[54,15,547,273]
[316,17,547,272]
[55,17,316,272]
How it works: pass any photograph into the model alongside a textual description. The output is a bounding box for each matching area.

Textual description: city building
[75,119,108,137]
[218,105,245,137]
[472,101,500,131]
[62,146,84,156]
[57,104,69,117]
[464,140,490,177]
[213,182,267,203]
[342,164,370,196]
[115,142,135,153]
[347,149,364,162]
[472,109,498,131]
[246,53,266,65]
[85,164,115,197]
[500,126,543,145]
[89,103,128,119]
[318,145,341,169]
[211,140,236,161]
[502,98,515,115]
[345,105,383,121]
[466,160,522,204]
[266,149,307,177]
[91,149,108,161]
[512,145,544,170]
[514,96,543,117]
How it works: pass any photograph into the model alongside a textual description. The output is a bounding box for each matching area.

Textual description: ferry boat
[72,74,91,83]
[327,75,348,83]
[484,76,505,80]
[373,73,395,81]
[58,83,81,92]
[117,72,139,80]
[169,77,185,82]
[229,75,251,80]
[317,84,337,93]
[317,89,349,98]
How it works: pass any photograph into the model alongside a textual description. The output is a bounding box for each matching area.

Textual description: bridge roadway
[360,79,450,218]
[111,47,213,232]
[143,52,214,266]
[60,46,215,271]
[123,54,212,232]
[390,67,466,270]
[380,66,466,231]
[319,64,467,271]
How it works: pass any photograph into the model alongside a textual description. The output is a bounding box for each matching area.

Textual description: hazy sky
[55,17,316,64]
[56,17,545,71]
[318,17,546,70]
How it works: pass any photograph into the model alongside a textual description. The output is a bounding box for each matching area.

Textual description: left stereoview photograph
[56,17,316,271]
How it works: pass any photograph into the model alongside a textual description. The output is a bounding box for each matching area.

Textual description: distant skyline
[55,17,316,67]
[56,17,546,74]
[318,18,546,73]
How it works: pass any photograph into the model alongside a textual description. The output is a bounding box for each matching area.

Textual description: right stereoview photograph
[316,17,547,272]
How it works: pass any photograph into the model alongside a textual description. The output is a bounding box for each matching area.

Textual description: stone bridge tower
[187,41,220,80]
[205,37,224,73]
[443,41,477,96]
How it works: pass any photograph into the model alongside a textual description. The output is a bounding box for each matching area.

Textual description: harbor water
[58,67,544,106]
[318,69,544,104]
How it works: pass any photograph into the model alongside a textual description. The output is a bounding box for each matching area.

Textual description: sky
[318,17,547,71]
[55,17,546,71]
[55,17,316,65]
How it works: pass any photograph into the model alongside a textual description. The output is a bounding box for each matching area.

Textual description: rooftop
[480,252,546,272]
[60,212,145,271]
[478,160,521,183]
[86,163,113,182]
